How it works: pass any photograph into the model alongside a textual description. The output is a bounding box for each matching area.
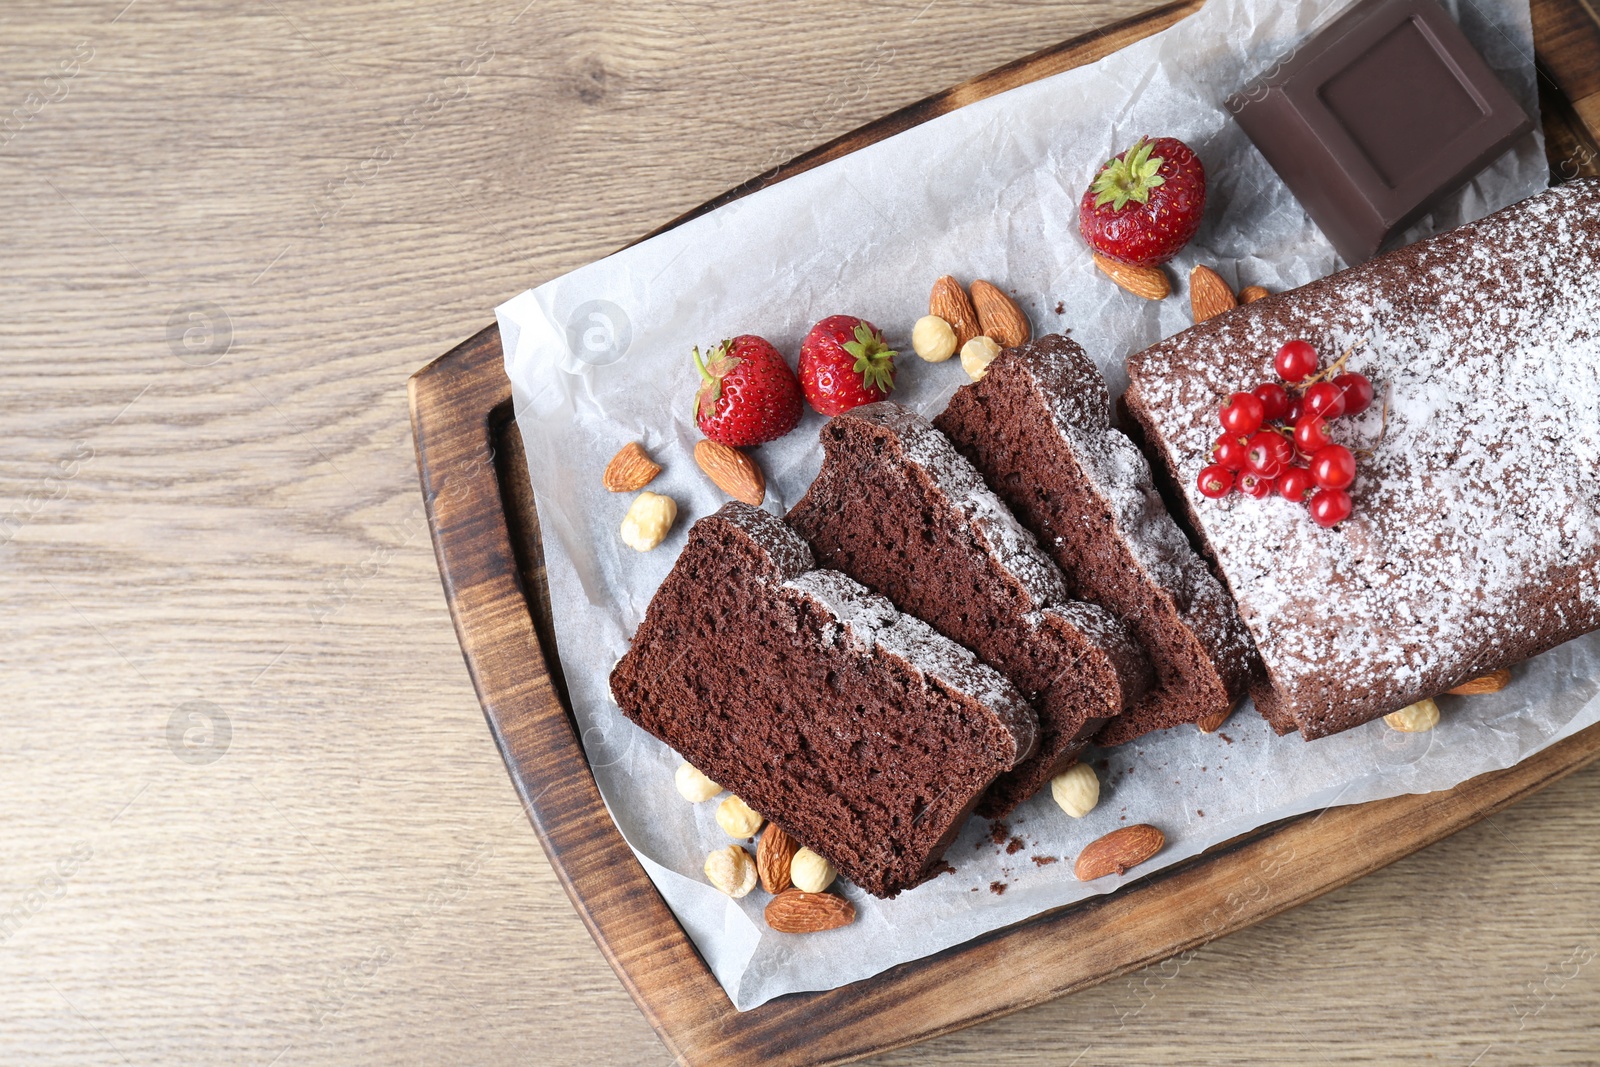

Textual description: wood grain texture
[3,1,1600,1065]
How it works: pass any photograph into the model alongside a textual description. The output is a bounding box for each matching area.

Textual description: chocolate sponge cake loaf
[609,502,1037,898]
[936,334,1257,745]
[1123,180,1600,739]
[787,403,1150,817]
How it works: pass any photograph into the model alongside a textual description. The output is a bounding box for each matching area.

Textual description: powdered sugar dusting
[1126,181,1600,733]
[784,569,1038,760]
[1045,601,1144,673]
[845,403,1070,607]
[716,499,815,577]
[1009,336,1256,682]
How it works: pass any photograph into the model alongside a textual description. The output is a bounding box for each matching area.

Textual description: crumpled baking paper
[495,0,1576,1011]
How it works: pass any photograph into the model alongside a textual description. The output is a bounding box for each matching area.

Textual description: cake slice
[1122,179,1600,738]
[608,502,1037,898]
[787,403,1150,817]
[935,334,1257,745]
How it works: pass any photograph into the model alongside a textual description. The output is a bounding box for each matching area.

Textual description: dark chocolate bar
[1227,0,1533,264]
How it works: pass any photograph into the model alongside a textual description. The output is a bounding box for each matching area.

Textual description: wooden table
[2,1,1597,1064]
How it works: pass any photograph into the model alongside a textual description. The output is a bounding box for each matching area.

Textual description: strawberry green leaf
[1091,136,1167,211]
[692,341,739,421]
[841,323,897,395]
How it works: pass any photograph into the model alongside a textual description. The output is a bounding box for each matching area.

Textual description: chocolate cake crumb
[1219,732,1234,745]
[1054,301,1065,315]
[990,881,1008,895]
[988,820,1011,846]
[1006,836,1025,855]
[936,334,1257,746]
[789,403,1150,815]
[609,502,1037,898]
[1032,855,1059,866]
[1197,810,1205,817]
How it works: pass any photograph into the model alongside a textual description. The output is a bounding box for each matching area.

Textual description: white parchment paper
[495,0,1585,1011]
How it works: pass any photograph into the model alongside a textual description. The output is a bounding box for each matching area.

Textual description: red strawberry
[1078,136,1206,267]
[693,335,803,447]
[798,316,896,416]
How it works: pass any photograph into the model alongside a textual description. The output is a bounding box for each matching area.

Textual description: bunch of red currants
[1196,339,1375,528]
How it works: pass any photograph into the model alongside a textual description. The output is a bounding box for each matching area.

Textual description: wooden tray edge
[408,320,1600,1067]
[410,0,1600,1062]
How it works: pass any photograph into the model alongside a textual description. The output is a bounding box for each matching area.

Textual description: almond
[1239,285,1271,304]
[694,439,764,506]
[757,824,798,895]
[970,280,1031,348]
[764,890,855,933]
[602,442,661,492]
[1195,703,1234,734]
[1190,265,1238,323]
[1074,823,1165,881]
[1448,668,1512,695]
[1092,253,1170,301]
[929,276,981,348]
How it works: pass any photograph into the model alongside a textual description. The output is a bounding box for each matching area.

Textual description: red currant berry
[1310,444,1357,490]
[1219,392,1265,435]
[1252,382,1291,422]
[1293,415,1333,454]
[1303,381,1347,419]
[1244,432,1292,478]
[1211,434,1248,471]
[1197,465,1235,499]
[1275,340,1319,383]
[1309,487,1353,527]
[1238,471,1274,499]
[1285,396,1304,423]
[1334,372,1374,415]
[1278,466,1316,503]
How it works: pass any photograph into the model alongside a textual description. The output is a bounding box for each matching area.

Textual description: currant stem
[1353,385,1391,461]
[1296,340,1365,391]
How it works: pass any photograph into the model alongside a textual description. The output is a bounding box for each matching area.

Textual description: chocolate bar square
[1227,0,1533,264]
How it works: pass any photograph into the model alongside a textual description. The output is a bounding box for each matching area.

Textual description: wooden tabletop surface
[3,1,1597,1063]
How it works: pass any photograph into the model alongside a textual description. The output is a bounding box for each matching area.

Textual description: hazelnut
[704,845,757,898]
[716,794,764,838]
[1049,762,1100,818]
[960,335,1001,381]
[789,847,836,893]
[674,762,720,803]
[911,315,957,363]
[619,491,677,552]
[1384,698,1440,733]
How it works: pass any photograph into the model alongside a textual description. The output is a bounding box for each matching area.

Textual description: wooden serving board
[410,3,1600,1064]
